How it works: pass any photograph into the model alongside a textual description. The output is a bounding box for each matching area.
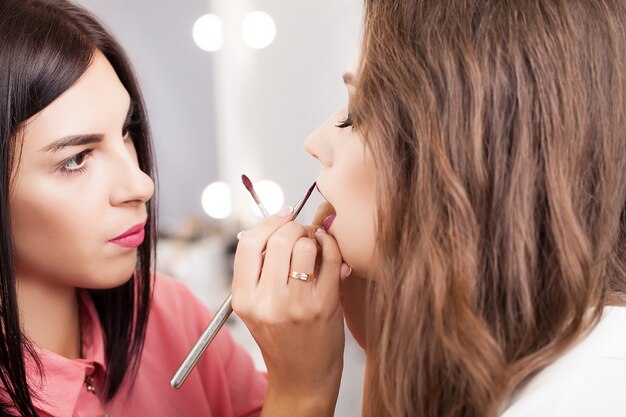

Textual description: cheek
[333,153,377,273]
[13,175,94,236]
[8,178,132,287]
[11,187,96,272]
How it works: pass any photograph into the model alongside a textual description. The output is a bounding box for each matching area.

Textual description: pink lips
[109,221,146,248]
[323,214,336,231]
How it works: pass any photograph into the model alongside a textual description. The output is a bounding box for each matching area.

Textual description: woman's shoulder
[501,306,626,417]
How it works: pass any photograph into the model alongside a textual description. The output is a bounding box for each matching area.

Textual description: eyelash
[59,148,93,176]
[336,113,353,129]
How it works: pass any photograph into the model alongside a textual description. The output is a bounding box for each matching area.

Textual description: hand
[232,208,347,416]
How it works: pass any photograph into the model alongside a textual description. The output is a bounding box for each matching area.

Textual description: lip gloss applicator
[170,178,316,389]
[241,174,270,218]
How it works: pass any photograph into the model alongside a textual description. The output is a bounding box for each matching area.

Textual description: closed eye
[335,113,353,129]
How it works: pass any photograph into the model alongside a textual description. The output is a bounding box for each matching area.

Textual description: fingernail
[236,231,245,240]
[277,206,293,217]
[314,228,325,243]
[340,263,352,279]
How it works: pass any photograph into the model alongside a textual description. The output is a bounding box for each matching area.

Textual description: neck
[17,275,81,359]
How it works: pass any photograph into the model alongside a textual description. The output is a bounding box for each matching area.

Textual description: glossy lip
[323,214,336,231]
[109,220,147,248]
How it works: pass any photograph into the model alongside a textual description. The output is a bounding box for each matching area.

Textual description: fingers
[313,228,344,301]
[233,207,294,296]
[259,222,309,293]
[287,237,318,289]
[233,205,349,322]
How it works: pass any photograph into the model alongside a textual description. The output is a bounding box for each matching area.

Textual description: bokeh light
[202,181,232,219]
[242,11,276,49]
[249,179,284,216]
[192,14,223,52]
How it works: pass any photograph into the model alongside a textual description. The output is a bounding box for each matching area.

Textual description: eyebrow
[40,102,134,153]
[343,72,354,85]
[41,134,104,153]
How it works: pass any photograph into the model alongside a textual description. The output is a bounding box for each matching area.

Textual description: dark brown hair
[352,0,626,415]
[0,0,157,415]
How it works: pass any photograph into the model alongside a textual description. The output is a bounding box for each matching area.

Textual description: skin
[9,51,154,359]
[304,72,376,277]
[232,69,376,415]
[306,71,375,349]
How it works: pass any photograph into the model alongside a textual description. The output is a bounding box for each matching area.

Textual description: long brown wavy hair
[351,0,626,415]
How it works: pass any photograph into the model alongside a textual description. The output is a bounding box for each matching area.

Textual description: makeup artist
[232,0,626,416]
[0,1,271,416]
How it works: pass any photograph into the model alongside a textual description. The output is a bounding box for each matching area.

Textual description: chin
[88,262,137,289]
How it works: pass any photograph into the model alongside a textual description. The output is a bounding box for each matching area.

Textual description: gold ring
[288,270,316,282]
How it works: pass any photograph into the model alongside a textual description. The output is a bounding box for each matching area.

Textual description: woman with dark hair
[1,0,267,416]
[232,0,626,416]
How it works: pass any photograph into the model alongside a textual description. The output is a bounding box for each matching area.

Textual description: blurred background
[74,0,365,415]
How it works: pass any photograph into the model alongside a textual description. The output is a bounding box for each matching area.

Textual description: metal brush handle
[170,294,232,388]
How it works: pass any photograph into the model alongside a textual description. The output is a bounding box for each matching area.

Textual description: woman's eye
[335,113,353,129]
[59,149,92,175]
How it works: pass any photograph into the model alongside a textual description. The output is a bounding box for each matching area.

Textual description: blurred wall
[74,0,363,230]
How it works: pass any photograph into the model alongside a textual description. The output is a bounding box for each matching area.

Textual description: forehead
[20,51,130,150]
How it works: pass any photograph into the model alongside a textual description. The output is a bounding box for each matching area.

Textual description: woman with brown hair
[232,0,626,416]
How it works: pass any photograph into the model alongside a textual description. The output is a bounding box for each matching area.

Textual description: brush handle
[256,202,270,218]
[170,294,233,388]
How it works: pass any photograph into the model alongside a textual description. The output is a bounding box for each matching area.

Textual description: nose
[109,141,155,207]
[303,118,334,168]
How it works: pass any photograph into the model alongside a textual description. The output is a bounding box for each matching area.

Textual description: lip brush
[170,180,316,389]
[241,174,270,218]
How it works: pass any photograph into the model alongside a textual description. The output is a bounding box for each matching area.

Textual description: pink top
[20,274,267,417]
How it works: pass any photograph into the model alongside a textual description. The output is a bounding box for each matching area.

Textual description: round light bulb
[202,181,232,219]
[192,14,223,52]
[242,11,276,49]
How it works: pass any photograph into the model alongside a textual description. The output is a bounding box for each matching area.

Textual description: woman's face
[304,70,377,277]
[9,51,154,289]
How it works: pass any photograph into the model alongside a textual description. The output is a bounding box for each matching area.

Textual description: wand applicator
[170,178,316,389]
[241,174,270,217]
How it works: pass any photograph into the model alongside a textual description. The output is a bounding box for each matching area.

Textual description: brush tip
[241,174,253,190]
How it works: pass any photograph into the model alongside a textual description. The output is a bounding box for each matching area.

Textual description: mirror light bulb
[202,181,232,219]
[249,180,284,216]
[192,14,223,52]
[242,11,276,49]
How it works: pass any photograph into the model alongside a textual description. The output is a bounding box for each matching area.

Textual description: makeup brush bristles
[241,175,260,204]
[242,174,270,217]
